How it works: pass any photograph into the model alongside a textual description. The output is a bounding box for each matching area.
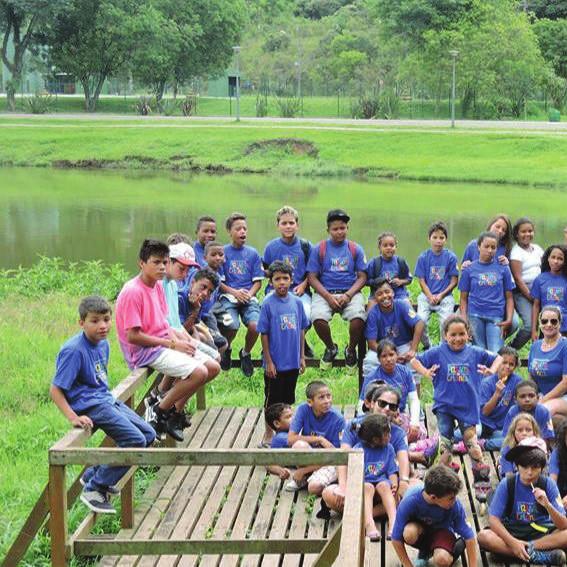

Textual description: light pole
[233,46,241,122]
[449,49,459,128]
[295,60,302,115]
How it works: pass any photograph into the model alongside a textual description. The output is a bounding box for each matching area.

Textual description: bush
[181,93,198,117]
[134,96,154,116]
[275,96,301,118]
[379,88,400,119]
[26,93,53,114]
[351,95,380,119]
[160,99,179,116]
[255,94,268,117]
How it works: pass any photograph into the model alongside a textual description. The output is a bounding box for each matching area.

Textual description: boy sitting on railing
[50,296,156,514]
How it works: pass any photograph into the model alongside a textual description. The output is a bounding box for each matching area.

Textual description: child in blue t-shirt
[500,413,542,476]
[353,413,398,541]
[391,465,477,567]
[411,315,501,481]
[193,215,217,267]
[459,231,515,353]
[531,245,567,339]
[479,346,523,450]
[50,296,156,514]
[461,214,512,268]
[288,380,345,495]
[307,209,367,373]
[218,212,264,377]
[479,437,567,565]
[257,261,309,444]
[414,221,459,347]
[366,231,412,308]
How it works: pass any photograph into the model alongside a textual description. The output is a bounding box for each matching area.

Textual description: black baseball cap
[327,209,350,224]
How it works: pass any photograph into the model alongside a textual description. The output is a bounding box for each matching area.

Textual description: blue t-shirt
[462,239,506,265]
[163,277,183,330]
[223,244,264,290]
[458,260,515,319]
[52,332,114,413]
[528,338,567,396]
[359,364,416,413]
[263,237,312,289]
[290,403,345,448]
[366,255,411,299]
[177,269,220,323]
[271,431,289,449]
[414,249,459,295]
[391,484,474,542]
[531,272,567,332]
[257,293,309,371]
[502,403,555,441]
[342,417,408,453]
[417,343,496,424]
[307,239,366,291]
[353,442,398,483]
[365,300,421,347]
[479,372,523,430]
[489,474,564,524]
[193,241,207,268]
[499,445,516,475]
[550,448,560,476]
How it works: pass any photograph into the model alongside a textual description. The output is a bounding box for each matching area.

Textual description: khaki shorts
[311,292,366,323]
[151,348,212,379]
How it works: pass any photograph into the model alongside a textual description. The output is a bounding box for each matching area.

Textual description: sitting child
[287,380,345,495]
[391,464,477,567]
[479,437,567,566]
[550,418,567,507]
[500,413,542,476]
[50,296,156,514]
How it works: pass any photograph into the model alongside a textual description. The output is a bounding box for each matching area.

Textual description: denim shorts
[216,295,260,331]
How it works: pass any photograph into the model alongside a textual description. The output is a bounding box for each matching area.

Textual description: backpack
[503,473,548,519]
[317,239,359,266]
[299,238,311,266]
[367,255,410,290]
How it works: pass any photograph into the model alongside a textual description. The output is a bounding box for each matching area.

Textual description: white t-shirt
[510,243,544,287]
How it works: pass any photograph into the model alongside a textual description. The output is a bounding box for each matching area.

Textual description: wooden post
[120,395,135,529]
[357,335,367,393]
[48,464,68,567]
[196,384,206,410]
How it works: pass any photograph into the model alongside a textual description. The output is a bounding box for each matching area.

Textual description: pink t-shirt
[115,275,170,369]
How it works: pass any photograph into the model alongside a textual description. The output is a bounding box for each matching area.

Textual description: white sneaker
[285,477,307,492]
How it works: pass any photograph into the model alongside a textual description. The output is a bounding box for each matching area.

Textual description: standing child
[479,346,523,451]
[531,244,567,340]
[218,212,264,376]
[366,231,412,309]
[307,209,367,372]
[353,413,399,541]
[287,381,346,495]
[391,464,477,567]
[414,221,459,347]
[50,296,156,514]
[499,413,542,476]
[257,261,309,445]
[479,437,567,566]
[193,216,217,267]
[411,315,502,503]
[461,214,512,268]
[550,418,567,507]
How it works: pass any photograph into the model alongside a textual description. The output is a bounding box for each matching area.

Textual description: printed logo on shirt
[429,266,446,281]
[228,260,248,276]
[383,270,396,280]
[447,363,470,383]
[385,324,400,339]
[280,313,297,331]
[547,287,564,302]
[479,272,498,286]
[501,390,514,407]
[330,256,349,272]
[366,462,385,476]
[531,358,549,377]
[515,502,536,522]
[94,361,108,384]
[282,254,299,269]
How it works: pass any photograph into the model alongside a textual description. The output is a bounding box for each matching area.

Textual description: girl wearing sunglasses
[529,306,567,421]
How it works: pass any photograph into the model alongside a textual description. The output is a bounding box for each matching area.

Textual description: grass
[2,117,567,185]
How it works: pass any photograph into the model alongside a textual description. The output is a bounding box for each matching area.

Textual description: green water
[1,168,565,271]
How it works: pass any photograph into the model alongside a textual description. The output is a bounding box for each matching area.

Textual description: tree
[521,0,567,19]
[0,0,68,110]
[45,0,145,112]
[533,18,567,79]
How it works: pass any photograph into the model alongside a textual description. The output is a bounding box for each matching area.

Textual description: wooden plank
[312,526,341,567]
[281,491,313,567]
[48,465,68,567]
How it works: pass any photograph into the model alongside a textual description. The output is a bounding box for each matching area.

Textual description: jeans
[436,410,476,448]
[480,424,504,451]
[468,314,503,353]
[510,291,532,349]
[83,399,155,492]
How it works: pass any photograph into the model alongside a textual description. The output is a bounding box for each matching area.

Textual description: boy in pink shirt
[115,239,220,441]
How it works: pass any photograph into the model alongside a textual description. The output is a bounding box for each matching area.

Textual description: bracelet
[344,292,352,300]
[400,476,410,483]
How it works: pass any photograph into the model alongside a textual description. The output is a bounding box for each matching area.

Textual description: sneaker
[453,441,467,455]
[146,403,168,440]
[79,476,119,497]
[213,332,228,351]
[452,537,466,561]
[528,543,566,566]
[80,489,116,514]
[320,343,338,370]
[472,461,490,483]
[304,340,315,359]
[285,477,308,492]
[220,347,232,371]
[179,410,192,430]
[166,410,185,442]
[449,461,461,474]
[239,349,254,377]
[344,346,357,374]
[144,390,160,422]
[413,559,428,567]
[423,435,440,468]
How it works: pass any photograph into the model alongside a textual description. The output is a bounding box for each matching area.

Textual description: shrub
[181,93,198,117]
[134,96,154,116]
[160,99,179,116]
[275,96,301,118]
[26,93,53,114]
[255,94,268,117]
[351,95,380,119]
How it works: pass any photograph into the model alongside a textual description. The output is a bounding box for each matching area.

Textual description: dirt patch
[244,138,319,157]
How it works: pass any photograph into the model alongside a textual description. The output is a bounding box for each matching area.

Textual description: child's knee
[205,359,221,378]
[402,523,421,545]
[188,365,208,384]
[431,548,453,567]
[123,428,148,449]
[247,320,258,333]
[292,440,310,449]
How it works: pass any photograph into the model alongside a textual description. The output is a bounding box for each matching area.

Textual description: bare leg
[244,321,259,352]
[159,367,208,411]
[364,483,379,537]
[313,319,334,349]
[348,317,365,352]
[222,328,237,348]
[376,481,397,537]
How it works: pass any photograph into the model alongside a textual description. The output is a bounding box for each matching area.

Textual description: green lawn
[1,117,567,185]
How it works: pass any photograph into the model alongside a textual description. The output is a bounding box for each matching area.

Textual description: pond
[1,168,566,271]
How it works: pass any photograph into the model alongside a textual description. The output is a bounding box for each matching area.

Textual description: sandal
[365,523,381,542]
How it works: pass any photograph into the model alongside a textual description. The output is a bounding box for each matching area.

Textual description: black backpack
[367,255,410,292]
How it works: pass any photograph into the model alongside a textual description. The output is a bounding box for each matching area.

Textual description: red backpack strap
[347,240,358,262]
[318,240,327,265]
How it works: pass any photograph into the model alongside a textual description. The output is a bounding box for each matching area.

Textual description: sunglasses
[375,399,399,412]
[540,318,559,326]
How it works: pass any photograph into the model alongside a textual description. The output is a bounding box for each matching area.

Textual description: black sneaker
[144,389,160,422]
[165,410,185,442]
[220,347,232,371]
[80,489,116,514]
[320,343,338,370]
[80,476,119,497]
[213,332,228,351]
[452,537,466,561]
[344,346,358,375]
[147,403,168,440]
[304,340,315,359]
[180,410,192,429]
[528,544,566,566]
[239,349,254,377]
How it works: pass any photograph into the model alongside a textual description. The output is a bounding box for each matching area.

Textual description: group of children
[49,207,567,566]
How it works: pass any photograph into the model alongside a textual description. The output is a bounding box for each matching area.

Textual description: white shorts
[151,348,212,379]
[308,465,338,488]
[311,292,366,323]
